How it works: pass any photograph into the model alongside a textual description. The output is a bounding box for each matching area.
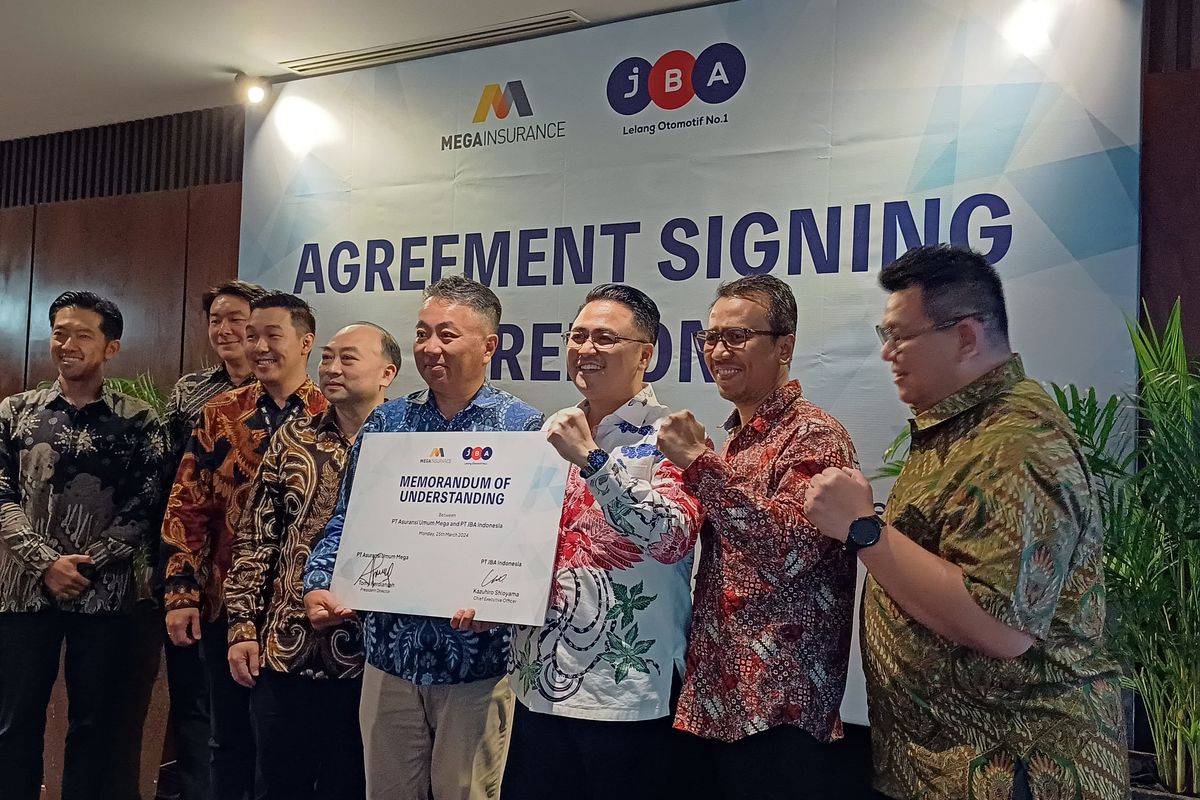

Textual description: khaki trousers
[359,665,512,800]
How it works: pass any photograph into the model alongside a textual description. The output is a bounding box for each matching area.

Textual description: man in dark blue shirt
[305,276,542,800]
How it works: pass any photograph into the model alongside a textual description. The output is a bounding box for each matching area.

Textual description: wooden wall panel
[0,206,34,399]
[1141,70,1200,354]
[28,191,189,389]
[182,182,243,374]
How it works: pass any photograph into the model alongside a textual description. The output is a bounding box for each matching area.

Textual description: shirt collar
[254,377,320,410]
[722,379,804,434]
[911,354,1026,432]
[579,384,662,429]
[410,382,501,412]
[314,408,350,440]
[213,363,255,389]
[47,379,118,412]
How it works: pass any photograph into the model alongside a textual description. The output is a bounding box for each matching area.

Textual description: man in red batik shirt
[657,275,861,800]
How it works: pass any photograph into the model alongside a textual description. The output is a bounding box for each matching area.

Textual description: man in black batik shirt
[0,291,167,800]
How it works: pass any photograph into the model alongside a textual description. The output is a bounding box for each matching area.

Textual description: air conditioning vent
[280,11,589,76]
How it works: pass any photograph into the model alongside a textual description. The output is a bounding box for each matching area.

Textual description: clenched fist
[656,410,709,470]
[803,466,876,542]
[545,407,598,468]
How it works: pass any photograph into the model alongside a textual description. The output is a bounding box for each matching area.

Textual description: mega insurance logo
[473,81,533,122]
[607,42,746,136]
[419,447,452,465]
[441,79,567,151]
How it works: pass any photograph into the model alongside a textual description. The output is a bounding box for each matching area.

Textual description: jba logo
[607,43,745,115]
[429,448,445,458]
[473,81,533,123]
[462,446,494,462]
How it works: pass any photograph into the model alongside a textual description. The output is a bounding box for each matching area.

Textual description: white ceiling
[0,1,709,141]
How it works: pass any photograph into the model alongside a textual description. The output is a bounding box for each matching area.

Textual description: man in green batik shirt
[805,245,1128,800]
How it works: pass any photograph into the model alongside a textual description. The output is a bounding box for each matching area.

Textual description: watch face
[849,516,882,547]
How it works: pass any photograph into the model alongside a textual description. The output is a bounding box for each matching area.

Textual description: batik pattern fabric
[225,410,362,679]
[0,382,168,614]
[674,380,858,744]
[865,355,1128,800]
[508,385,703,721]
[164,364,253,461]
[161,380,326,619]
[304,384,544,685]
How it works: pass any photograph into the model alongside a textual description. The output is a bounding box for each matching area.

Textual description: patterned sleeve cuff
[163,585,201,611]
[583,453,624,500]
[83,535,137,569]
[963,572,1052,640]
[681,450,726,489]
[28,541,62,575]
[303,567,333,592]
[228,620,258,646]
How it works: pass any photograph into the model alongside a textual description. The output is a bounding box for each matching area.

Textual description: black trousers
[500,699,690,800]
[687,723,875,800]
[201,613,256,800]
[0,609,136,800]
[103,603,165,800]
[164,624,213,800]
[250,669,365,800]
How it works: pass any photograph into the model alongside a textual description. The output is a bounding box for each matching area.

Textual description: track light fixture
[234,72,270,105]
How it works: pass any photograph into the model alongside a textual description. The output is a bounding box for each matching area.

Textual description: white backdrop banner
[239,0,1143,724]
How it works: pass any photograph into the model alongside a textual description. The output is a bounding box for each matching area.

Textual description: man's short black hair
[348,321,403,370]
[251,292,316,337]
[578,283,661,342]
[202,280,269,315]
[422,275,503,333]
[879,244,1009,343]
[712,274,797,336]
[49,291,123,341]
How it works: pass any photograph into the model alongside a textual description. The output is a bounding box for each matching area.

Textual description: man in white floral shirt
[491,284,704,800]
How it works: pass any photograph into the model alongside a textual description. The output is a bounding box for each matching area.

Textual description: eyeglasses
[561,329,653,350]
[692,327,784,351]
[875,315,977,348]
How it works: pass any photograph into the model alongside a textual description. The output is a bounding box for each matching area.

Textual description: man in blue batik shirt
[303,276,543,800]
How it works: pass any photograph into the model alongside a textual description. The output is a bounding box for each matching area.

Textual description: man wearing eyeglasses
[489,283,704,800]
[656,274,860,799]
[804,245,1127,800]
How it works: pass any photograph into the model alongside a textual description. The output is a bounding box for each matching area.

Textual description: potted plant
[1052,303,1199,797]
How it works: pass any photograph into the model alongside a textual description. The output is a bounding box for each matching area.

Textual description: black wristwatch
[580,448,609,478]
[844,515,883,555]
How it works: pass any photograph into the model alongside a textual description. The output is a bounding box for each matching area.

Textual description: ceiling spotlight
[235,72,270,105]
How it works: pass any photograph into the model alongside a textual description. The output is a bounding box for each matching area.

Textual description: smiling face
[244,307,314,390]
[50,307,119,383]
[319,324,398,406]
[566,299,653,408]
[881,286,973,412]
[413,298,497,398]
[704,294,794,414]
[207,293,252,365]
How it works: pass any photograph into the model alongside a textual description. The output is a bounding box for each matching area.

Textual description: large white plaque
[330,431,567,626]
